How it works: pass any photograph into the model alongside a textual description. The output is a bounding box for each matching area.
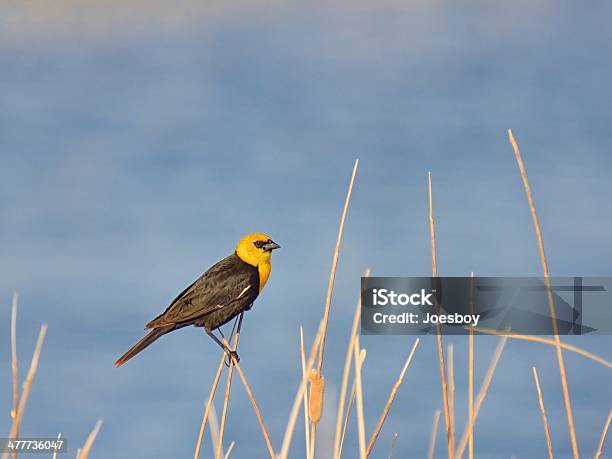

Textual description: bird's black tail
[115,325,174,367]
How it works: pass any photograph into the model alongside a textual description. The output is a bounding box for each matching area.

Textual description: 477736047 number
[1,438,66,454]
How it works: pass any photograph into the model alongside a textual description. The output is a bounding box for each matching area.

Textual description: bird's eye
[253,241,264,249]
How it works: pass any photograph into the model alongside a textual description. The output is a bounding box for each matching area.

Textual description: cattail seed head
[308,369,325,424]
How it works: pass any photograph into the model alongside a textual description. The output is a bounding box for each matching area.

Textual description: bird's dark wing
[146,253,259,329]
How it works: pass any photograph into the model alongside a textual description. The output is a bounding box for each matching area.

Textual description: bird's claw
[224,350,240,367]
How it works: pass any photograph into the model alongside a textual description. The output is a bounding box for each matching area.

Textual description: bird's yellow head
[235,233,281,268]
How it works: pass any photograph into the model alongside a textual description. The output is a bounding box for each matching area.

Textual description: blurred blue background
[1,1,611,457]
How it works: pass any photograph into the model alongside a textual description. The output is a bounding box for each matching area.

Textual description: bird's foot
[224,349,240,367]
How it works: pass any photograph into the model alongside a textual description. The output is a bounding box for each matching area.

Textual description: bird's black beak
[263,241,281,252]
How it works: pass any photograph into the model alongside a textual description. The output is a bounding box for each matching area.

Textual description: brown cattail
[309,369,325,424]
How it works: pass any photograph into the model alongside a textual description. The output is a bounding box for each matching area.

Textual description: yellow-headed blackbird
[115,233,280,367]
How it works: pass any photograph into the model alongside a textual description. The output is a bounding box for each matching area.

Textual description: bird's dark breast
[147,253,260,332]
[197,261,259,331]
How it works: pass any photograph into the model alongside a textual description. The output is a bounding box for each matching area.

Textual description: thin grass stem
[310,159,359,456]
[508,129,578,459]
[51,433,62,459]
[2,324,47,459]
[353,341,367,459]
[10,293,18,421]
[455,335,508,459]
[428,410,441,459]
[223,441,235,459]
[468,273,475,459]
[299,327,312,459]
[333,268,370,459]
[448,343,455,455]
[277,321,324,459]
[219,336,275,459]
[387,432,399,459]
[366,338,420,456]
[194,351,227,459]
[594,409,611,459]
[532,367,554,459]
[469,327,611,369]
[316,159,359,373]
[216,314,245,459]
[338,381,356,458]
[428,171,453,459]
[77,419,103,459]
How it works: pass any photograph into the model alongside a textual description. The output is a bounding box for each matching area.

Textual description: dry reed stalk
[216,370,236,459]
[455,335,508,459]
[9,294,19,459]
[468,273,475,459]
[299,327,312,459]
[469,327,611,369]
[352,341,367,459]
[309,418,317,459]
[333,269,370,459]
[223,441,235,459]
[218,336,275,459]
[216,314,245,459]
[51,433,62,459]
[194,351,227,459]
[2,324,47,459]
[277,322,324,459]
[231,363,274,457]
[428,172,438,277]
[532,367,554,459]
[508,129,579,459]
[428,171,453,459]
[208,402,223,459]
[316,158,359,372]
[309,415,318,457]
[428,410,441,459]
[387,432,399,459]
[339,381,356,458]
[311,159,359,454]
[77,419,103,459]
[594,409,611,459]
[366,338,420,456]
[339,349,367,458]
[10,293,18,421]
[448,344,456,455]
